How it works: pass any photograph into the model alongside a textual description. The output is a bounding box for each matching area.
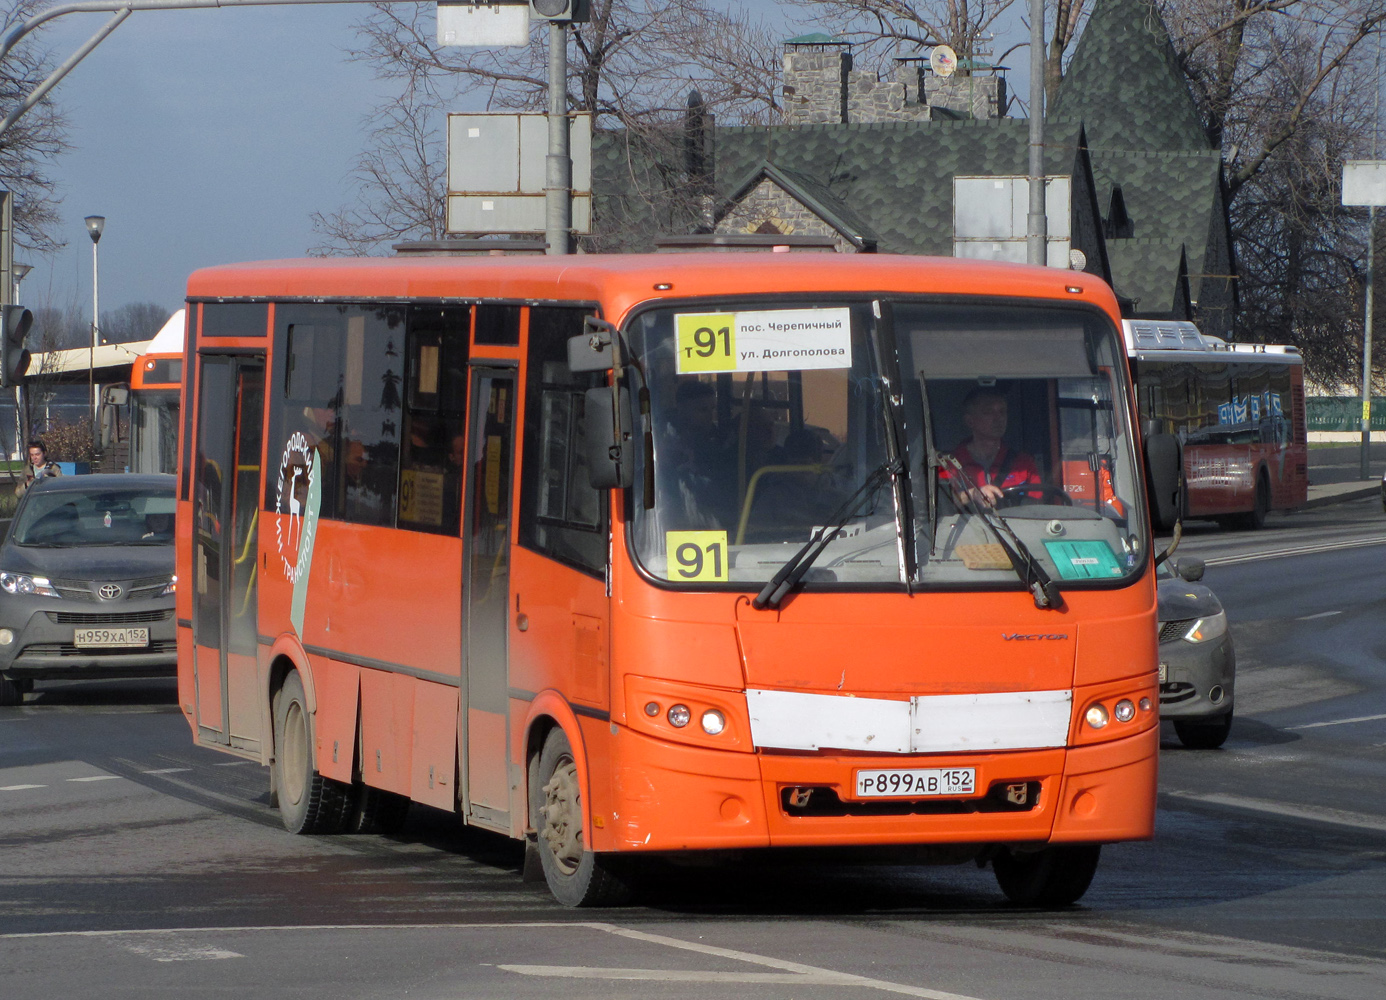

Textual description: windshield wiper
[752,458,901,610]
[938,453,1063,610]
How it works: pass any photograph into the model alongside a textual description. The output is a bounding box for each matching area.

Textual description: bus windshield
[628,298,1143,591]
[130,388,181,475]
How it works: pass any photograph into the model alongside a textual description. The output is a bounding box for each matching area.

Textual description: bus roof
[145,308,185,355]
[186,254,1122,323]
[1122,318,1300,360]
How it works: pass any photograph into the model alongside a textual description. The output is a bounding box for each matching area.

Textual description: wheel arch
[521,692,593,837]
[262,633,316,763]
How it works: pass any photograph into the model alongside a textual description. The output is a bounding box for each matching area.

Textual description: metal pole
[1361,30,1382,479]
[544,21,571,255]
[90,238,98,455]
[1026,0,1047,266]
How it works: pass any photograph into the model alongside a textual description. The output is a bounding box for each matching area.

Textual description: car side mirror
[1176,557,1205,582]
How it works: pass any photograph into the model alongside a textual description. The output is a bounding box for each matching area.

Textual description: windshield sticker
[674,307,852,374]
[1042,540,1122,580]
[666,530,729,582]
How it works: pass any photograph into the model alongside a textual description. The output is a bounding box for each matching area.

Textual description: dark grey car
[0,473,176,705]
[1157,556,1235,748]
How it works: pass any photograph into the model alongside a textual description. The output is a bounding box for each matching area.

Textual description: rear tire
[993,844,1101,906]
[1174,710,1233,749]
[1240,474,1270,530]
[272,670,350,834]
[347,784,411,834]
[0,674,22,707]
[530,727,633,907]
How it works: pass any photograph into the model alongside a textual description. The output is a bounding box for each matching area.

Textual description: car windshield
[625,297,1145,592]
[11,488,175,547]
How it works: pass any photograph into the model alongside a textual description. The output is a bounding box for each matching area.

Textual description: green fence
[1305,397,1386,432]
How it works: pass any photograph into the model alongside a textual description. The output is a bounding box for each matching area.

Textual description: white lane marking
[213,760,250,767]
[67,775,120,783]
[499,966,848,984]
[141,767,192,774]
[1296,610,1342,620]
[597,923,989,1000]
[1203,534,1386,567]
[1165,790,1386,833]
[123,942,243,962]
[0,784,45,791]
[1289,712,1386,730]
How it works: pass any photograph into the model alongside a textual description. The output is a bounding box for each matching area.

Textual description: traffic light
[1,305,32,388]
[529,0,590,22]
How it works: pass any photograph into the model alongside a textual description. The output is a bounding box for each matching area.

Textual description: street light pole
[11,262,30,458]
[1026,0,1047,266]
[85,214,103,459]
[544,21,570,255]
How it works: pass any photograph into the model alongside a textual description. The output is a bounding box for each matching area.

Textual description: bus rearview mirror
[1143,432,1180,530]
[569,319,617,373]
[585,386,634,490]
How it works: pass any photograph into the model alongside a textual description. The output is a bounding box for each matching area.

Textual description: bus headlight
[1114,698,1136,723]
[1183,611,1228,643]
[1085,703,1110,729]
[700,710,726,735]
[667,704,691,728]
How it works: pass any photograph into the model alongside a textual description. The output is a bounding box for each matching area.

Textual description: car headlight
[1183,611,1228,643]
[161,575,177,596]
[0,572,59,597]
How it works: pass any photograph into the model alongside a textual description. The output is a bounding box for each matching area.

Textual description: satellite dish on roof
[930,45,957,77]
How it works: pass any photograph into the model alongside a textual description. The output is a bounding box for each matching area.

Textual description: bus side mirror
[568,318,618,373]
[1144,432,1180,529]
[585,386,634,490]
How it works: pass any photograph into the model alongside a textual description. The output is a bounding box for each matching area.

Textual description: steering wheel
[997,483,1072,507]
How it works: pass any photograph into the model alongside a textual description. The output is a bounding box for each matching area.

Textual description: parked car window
[11,489,177,547]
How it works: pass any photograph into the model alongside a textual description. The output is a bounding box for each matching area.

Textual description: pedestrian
[16,439,62,496]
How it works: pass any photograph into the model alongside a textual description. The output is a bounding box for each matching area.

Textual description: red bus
[1125,320,1308,529]
[177,254,1162,907]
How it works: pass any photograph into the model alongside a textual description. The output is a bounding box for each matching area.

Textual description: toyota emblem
[98,584,122,601]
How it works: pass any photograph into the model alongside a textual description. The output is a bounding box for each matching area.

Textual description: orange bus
[127,308,185,475]
[1125,319,1308,530]
[177,254,1162,907]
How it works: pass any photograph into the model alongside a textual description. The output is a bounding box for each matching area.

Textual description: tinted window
[13,488,175,547]
[398,306,470,534]
[475,304,521,346]
[201,302,268,338]
[518,307,606,575]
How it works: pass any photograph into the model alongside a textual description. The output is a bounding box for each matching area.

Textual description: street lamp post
[85,214,103,459]
[11,262,30,457]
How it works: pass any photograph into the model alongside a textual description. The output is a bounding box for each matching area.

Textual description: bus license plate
[74,627,148,648]
[854,768,975,798]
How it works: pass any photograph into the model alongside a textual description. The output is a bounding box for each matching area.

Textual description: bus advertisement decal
[1042,539,1122,580]
[674,307,852,375]
[275,432,323,635]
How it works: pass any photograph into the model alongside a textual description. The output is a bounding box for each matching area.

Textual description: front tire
[272,670,350,834]
[993,844,1101,906]
[529,727,632,907]
[0,674,22,707]
[1241,474,1270,530]
[1174,710,1233,749]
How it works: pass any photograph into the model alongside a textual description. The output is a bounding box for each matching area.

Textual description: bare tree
[309,0,783,253]
[0,0,72,254]
[780,0,1021,72]
[100,302,172,344]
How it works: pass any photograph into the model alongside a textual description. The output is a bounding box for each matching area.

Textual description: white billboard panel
[1343,160,1386,207]
[437,3,530,47]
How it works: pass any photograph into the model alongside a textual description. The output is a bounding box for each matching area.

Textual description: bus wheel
[347,785,411,835]
[272,671,350,834]
[993,844,1100,907]
[530,728,632,907]
[1242,474,1270,530]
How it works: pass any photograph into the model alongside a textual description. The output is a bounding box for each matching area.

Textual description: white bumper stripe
[745,688,1073,753]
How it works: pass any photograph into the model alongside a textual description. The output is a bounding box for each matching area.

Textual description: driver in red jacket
[945,387,1041,507]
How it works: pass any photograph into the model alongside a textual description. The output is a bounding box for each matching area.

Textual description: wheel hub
[540,755,583,875]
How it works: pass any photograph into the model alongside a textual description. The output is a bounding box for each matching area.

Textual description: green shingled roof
[1050,0,1210,153]
[1106,239,1190,318]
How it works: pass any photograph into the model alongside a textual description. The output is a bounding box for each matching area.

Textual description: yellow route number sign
[675,313,736,373]
[666,530,729,583]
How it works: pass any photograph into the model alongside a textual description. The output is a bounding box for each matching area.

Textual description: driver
[945,387,1041,507]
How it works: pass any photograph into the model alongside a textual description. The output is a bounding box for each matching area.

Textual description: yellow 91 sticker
[666,530,729,582]
[675,313,736,373]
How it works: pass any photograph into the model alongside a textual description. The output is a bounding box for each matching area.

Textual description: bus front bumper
[596,723,1157,853]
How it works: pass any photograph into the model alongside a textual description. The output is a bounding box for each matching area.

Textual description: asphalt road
[2,500,1384,999]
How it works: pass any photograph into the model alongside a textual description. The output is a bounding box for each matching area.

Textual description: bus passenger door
[461,369,516,828]
[191,356,265,751]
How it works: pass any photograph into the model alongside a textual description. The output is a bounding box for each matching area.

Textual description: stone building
[589,0,1233,330]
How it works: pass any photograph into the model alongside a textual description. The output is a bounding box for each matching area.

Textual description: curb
[1293,485,1381,511]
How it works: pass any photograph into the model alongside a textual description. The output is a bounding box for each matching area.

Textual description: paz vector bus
[176,253,1166,906]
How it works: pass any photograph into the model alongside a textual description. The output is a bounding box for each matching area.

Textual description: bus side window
[267,306,345,520]
[339,307,406,527]
[518,307,607,577]
[398,306,470,534]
